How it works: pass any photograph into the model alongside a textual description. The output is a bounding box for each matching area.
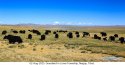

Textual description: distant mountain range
[0,23,125,30]
[0,23,125,27]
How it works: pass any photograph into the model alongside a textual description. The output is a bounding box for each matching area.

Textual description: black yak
[58,30,67,33]
[45,30,51,35]
[100,32,107,37]
[114,34,118,38]
[83,32,90,37]
[55,34,59,39]
[3,35,23,44]
[30,29,41,35]
[40,35,46,41]
[97,37,101,40]
[67,32,73,38]
[19,30,26,34]
[76,34,80,38]
[2,30,7,35]
[28,34,32,39]
[94,34,98,39]
[13,30,18,34]
[53,31,57,34]
[109,36,115,41]
[94,34,101,40]
[119,37,125,43]
[75,31,79,35]
[103,37,107,41]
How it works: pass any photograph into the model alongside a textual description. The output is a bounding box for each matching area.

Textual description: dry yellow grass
[0,26,125,62]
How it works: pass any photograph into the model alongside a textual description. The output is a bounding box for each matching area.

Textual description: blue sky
[0,0,125,25]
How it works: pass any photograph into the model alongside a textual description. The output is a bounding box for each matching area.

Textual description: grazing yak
[55,34,59,39]
[119,37,125,43]
[94,34,98,39]
[2,30,7,35]
[58,30,67,33]
[94,34,101,40]
[40,35,46,40]
[109,36,115,41]
[100,32,107,37]
[103,37,107,41]
[29,29,41,35]
[28,34,32,39]
[83,32,90,37]
[3,35,23,44]
[76,34,80,38]
[67,32,73,38]
[97,37,101,40]
[75,31,80,38]
[19,30,26,34]
[12,30,18,34]
[45,30,51,35]
[114,34,118,38]
[75,31,79,35]
[53,31,57,34]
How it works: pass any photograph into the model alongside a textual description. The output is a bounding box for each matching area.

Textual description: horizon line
[0,23,125,27]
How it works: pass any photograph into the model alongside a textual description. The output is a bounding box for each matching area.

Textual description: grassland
[0,25,125,62]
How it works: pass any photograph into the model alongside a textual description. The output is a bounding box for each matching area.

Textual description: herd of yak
[1,29,125,44]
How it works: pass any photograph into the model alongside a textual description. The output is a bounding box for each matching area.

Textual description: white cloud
[52,21,73,25]
[52,21,93,25]
[52,21,60,25]
[80,22,93,25]
[54,21,59,24]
